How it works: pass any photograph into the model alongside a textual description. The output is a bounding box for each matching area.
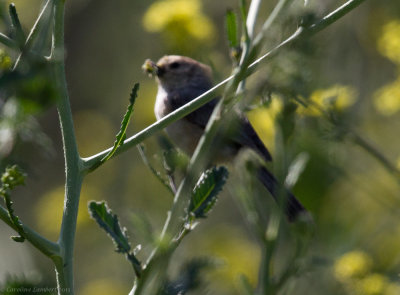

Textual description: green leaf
[239,0,249,40]
[0,165,26,242]
[226,9,238,48]
[189,166,229,219]
[8,3,25,47]
[88,201,142,277]
[91,83,140,171]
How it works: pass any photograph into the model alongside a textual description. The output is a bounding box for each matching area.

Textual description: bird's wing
[169,87,216,127]
[169,89,272,162]
[234,115,272,161]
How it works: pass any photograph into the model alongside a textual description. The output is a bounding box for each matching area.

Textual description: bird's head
[142,55,213,91]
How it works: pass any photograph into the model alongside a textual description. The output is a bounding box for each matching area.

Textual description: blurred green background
[1,0,400,294]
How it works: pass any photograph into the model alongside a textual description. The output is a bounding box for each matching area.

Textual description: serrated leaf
[226,9,238,48]
[189,166,229,219]
[104,83,139,160]
[92,83,139,170]
[88,201,130,252]
[88,201,142,277]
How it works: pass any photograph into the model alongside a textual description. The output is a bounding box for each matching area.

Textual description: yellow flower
[36,185,100,238]
[247,97,283,152]
[300,85,357,116]
[373,77,400,116]
[356,273,388,295]
[334,250,373,281]
[377,20,400,64]
[0,50,12,70]
[143,0,215,47]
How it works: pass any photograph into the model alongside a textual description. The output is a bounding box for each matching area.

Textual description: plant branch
[83,0,367,173]
[349,131,400,181]
[0,32,18,49]
[0,204,60,257]
[246,0,262,39]
[52,0,83,294]
[306,0,367,35]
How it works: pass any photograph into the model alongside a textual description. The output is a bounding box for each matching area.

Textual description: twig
[349,131,400,181]
[0,204,60,257]
[0,32,18,49]
[137,145,175,195]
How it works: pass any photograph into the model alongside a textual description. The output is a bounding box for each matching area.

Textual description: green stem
[83,0,367,173]
[82,76,232,171]
[0,204,60,257]
[246,0,262,39]
[306,0,367,35]
[349,131,400,181]
[0,32,18,49]
[52,0,83,294]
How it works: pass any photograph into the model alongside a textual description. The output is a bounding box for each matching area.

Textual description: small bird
[143,55,307,221]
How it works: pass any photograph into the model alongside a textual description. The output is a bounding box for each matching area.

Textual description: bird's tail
[257,166,307,222]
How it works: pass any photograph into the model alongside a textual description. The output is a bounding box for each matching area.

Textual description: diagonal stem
[0,32,18,49]
[82,0,368,173]
[0,204,60,257]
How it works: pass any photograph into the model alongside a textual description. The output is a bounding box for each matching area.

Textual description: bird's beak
[142,59,165,77]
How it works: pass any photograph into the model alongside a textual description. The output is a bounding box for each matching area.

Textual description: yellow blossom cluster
[143,0,215,51]
[0,49,12,70]
[299,84,357,116]
[334,250,400,295]
[247,96,283,152]
[374,20,400,116]
[377,20,400,64]
[373,77,400,116]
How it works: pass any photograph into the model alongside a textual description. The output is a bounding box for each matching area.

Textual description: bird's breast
[154,87,170,120]
[154,87,203,155]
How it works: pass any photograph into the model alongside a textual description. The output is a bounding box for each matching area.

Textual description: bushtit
[143,55,307,221]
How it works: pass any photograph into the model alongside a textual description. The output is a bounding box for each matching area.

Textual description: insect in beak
[142,59,165,77]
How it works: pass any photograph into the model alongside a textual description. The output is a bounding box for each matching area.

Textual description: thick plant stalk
[52,1,84,294]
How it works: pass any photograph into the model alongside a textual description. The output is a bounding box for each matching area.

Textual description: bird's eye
[170,62,180,69]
